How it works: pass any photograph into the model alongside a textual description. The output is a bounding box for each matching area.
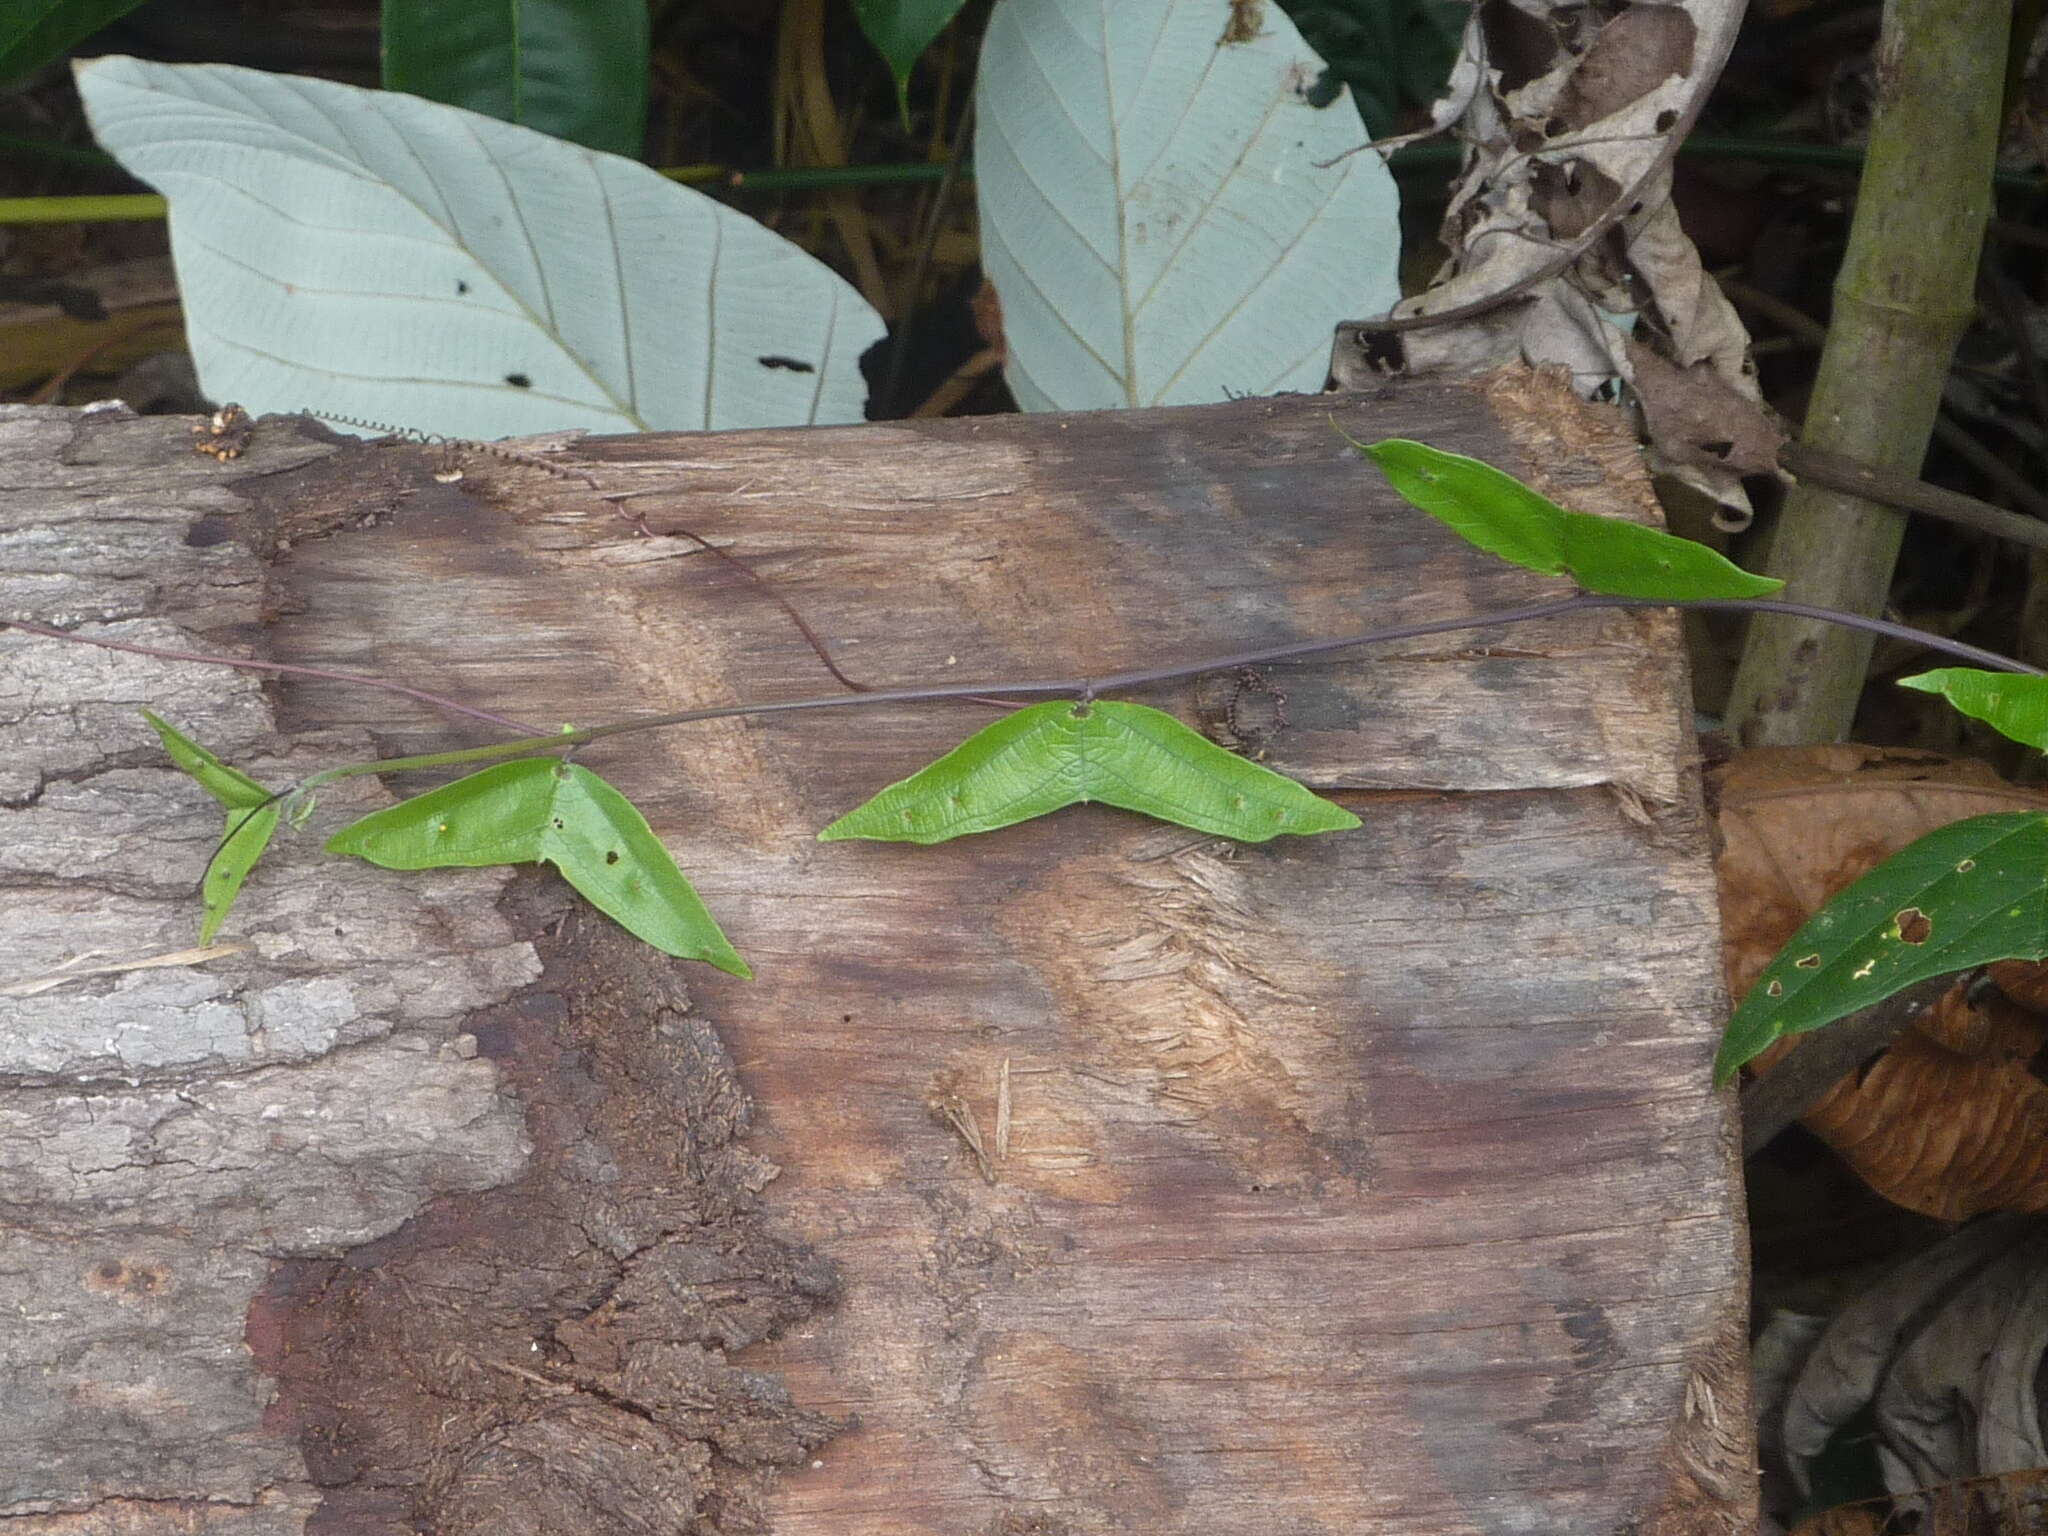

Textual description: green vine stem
[6,138,2038,226]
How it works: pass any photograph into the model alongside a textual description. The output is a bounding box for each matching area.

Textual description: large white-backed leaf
[974,0,1400,411]
[74,56,884,438]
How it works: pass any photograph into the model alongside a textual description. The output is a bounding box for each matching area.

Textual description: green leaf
[0,0,149,84]
[202,803,281,944]
[1714,812,2048,1085]
[1356,437,1785,601]
[853,0,968,112]
[381,0,649,159]
[142,712,282,941]
[74,56,884,442]
[974,0,1399,410]
[818,700,1362,844]
[1899,669,2048,750]
[143,711,273,809]
[326,758,750,978]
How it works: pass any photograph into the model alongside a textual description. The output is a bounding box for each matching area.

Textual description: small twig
[1724,275,2048,535]
[911,346,1001,418]
[1738,973,1962,1157]
[1780,442,2048,552]
[995,1058,1012,1163]
[606,499,871,693]
[0,943,248,997]
[936,1094,995,1183]
[1928,414,2048,526]
[1982,261,2048,436]
[880,97,974,416]
[601,493,1020,709]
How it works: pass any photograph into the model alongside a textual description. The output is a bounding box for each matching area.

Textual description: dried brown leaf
[1549,7,1697,129]
[1625,334,1786,479]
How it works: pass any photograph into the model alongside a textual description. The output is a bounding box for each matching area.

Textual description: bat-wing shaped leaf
[144,712,282,940]
[74,56,883,441]
[974,0,1399,410]
[1360,437,1783,601]
[818,700,1360,844]
[326,757,748,976]
[1899,669,2048,751]
[1715,812,2048,1084]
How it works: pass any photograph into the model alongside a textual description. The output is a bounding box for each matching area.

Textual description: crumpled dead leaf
[1331,0,1764,527]
[1790,1471,2048,1536]
[1777,1215,2048,1521]
[1625,334,1788,495]
[1717,745,2048,1218]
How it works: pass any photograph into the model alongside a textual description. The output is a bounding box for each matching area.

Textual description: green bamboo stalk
[5,139,2033,228]
[1725,0,2011,746]
[0,193,165,224]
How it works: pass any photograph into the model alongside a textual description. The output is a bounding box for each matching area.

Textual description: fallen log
[0,370,1750,1534]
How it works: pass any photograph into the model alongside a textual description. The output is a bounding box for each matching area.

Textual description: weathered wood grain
[1,374,1752,1535]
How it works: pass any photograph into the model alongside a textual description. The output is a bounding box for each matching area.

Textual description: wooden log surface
[0,372,1753,1534]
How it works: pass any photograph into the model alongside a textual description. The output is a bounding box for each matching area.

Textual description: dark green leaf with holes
[818,700,1361,845]
[326,757,749,977]
[1355,436,1783,601]
[1715,812,2048,1085]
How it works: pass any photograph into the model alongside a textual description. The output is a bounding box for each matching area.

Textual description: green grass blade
[1898,669,2048,750]
[1355,436,1783,600]
[1715,812,2048,1084]
[819,700,1360,844]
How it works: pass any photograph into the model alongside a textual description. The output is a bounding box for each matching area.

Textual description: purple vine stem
[0,618,545,734]
[9,592,2039,769]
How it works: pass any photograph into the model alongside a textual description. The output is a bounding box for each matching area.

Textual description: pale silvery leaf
[974,0,1400,410]
[75,56,884,439]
